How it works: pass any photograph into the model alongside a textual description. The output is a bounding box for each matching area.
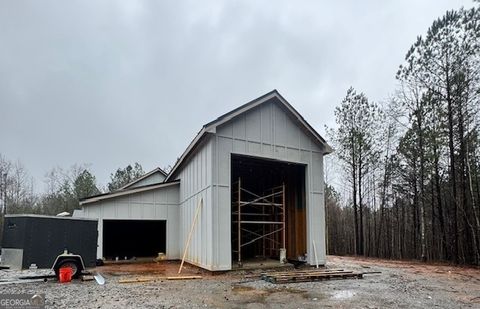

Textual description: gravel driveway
[1,256,479,308]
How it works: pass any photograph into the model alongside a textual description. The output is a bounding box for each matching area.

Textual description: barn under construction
[74,90,332,271]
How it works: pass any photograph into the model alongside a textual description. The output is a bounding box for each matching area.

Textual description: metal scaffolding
[232,177,286,266]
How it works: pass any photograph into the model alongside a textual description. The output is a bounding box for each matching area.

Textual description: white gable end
[216,99,324,154]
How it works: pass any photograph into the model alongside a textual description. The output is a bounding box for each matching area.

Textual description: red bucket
[59,267,73,283]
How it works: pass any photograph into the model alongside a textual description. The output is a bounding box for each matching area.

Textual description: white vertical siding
[176,137,215,270]
[74,184,180,260]
[212,99,327,268]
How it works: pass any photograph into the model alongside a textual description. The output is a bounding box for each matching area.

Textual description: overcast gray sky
[0,0,474,192]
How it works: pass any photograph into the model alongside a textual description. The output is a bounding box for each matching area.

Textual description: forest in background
[0,156,147,216]
[1,3,479,266]
[326,4,480,265]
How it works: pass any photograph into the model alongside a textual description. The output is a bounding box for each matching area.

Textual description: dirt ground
[1,255,480,308]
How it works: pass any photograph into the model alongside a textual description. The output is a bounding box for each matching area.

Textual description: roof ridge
[165,90,331,181]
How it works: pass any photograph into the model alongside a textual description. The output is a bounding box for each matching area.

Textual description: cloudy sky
[0,0,474,192]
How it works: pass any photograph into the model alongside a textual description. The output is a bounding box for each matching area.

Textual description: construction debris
[18,274,56,280]
[93,273,105,285]
[0,279,46,285]
[118,275,202,283]
[167,275,202,280]
[81,275,95,281]
[262,269,373,284]
[154,252,166,263]
[119,277,154,284]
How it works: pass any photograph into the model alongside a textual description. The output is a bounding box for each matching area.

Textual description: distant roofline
[80,179,180,206]
[118,167,168,190]
[165,89,332,181]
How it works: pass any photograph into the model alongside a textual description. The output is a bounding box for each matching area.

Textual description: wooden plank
[119,277,154,284]
[270,273,363,284]
[178,198,203,274]
[166,276,202,280]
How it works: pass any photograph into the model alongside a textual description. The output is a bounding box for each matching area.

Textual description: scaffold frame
[232,177,286,266]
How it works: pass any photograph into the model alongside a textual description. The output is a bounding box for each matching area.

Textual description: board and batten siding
[176,137,215,270]
[174,98,327,270]
[212,100,326,269]
[75,184,180,260]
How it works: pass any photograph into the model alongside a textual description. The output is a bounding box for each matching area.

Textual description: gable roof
[80,180,179,205]
[166,90,332,181]
[118,167,167,190]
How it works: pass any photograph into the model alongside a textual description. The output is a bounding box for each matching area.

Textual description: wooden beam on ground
[167,276,202,280]
[118,277,154,284]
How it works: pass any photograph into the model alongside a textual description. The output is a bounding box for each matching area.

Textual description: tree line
[0,154,146,216]
[326,5,480,265]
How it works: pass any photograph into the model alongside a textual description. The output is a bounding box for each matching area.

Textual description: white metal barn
[74,90,332,271]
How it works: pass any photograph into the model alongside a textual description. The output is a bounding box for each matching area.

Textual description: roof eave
[80,180,180,206]
[165,130,210,181]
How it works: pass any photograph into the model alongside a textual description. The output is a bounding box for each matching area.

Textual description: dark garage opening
[103,220,166,259]
[231,154,306,265]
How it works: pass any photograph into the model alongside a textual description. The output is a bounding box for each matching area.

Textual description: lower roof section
[79,180,180,206]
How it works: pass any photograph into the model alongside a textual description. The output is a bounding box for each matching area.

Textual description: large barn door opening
[103,220,166,260]
[231,154,306,267]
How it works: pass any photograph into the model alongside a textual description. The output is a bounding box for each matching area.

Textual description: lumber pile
[262,269,364,284]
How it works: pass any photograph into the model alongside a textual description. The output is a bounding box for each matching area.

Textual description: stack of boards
[262,269,364,284]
